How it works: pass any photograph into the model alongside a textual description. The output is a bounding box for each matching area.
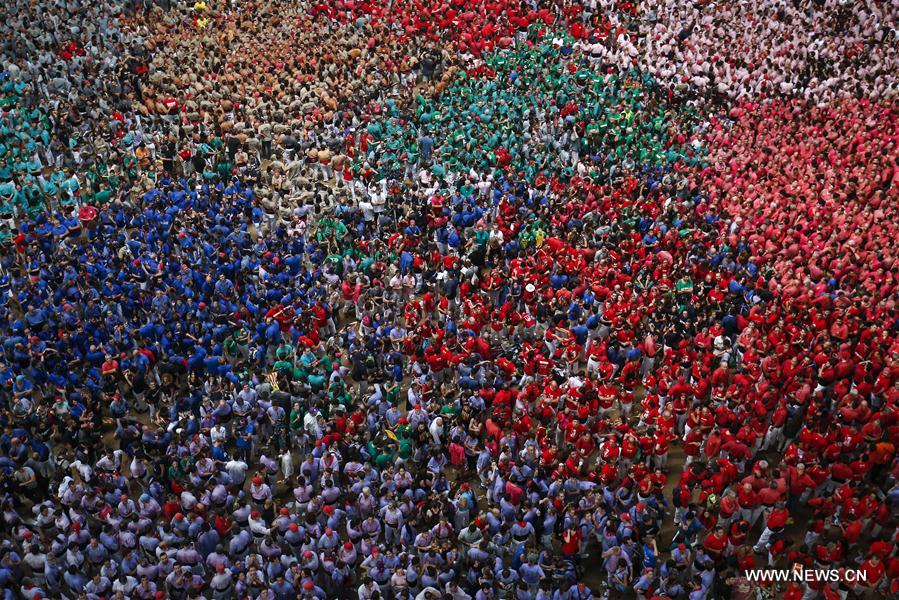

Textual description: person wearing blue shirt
[419,134,434,161]
[571,324,588,346]
[235,418,255,461]
[63,564,88,594]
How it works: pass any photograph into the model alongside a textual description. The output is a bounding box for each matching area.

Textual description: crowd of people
[640,0,897,100]
[0,1,896,600]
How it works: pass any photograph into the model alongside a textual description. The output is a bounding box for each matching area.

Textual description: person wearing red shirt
[672,483,692,526]
[828,460,855,492]
[753,501,790,554]
[728,519,750,552]
[867,537,894,562]
[561,524,581,559]
[840,516,864,546]
[652,434,670,470]
[637,430,655,458]
[512,411,532,436]
[164,497,181,523]
[758,481,784,508]
[737,482,762,527]
[682,403,701,434]
[657,405,676,436]
[564,452,585,477]
[596,382,616,418]
[683,428,703,466]
[101,354,120,380]
[804,460,828,488]
[636,475,654,502]
[620,433,639,470]
[540,441,558,468]
[735,422,759,449]
[564,420,586,447]
[814,541,845,569]
[718,490,739,526]
[858,553,887,595]
[504,480,524,506]
[785,462,817,510]
[721,438,752,470]
[704,428,723,460]
[214,512,233,538]
[887,558,899,599]
[574,432,595,459]
[671,395,691,435]
[735,545,756,573]
[703,525,728,561]
[600,435,621,463]
[599,461,617,485]
[617,387,635,421]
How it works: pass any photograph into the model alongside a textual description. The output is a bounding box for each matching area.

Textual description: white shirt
[69,461,93,483]
[211,425,227,445]
[225,460,249,485]
[280,453,294,478]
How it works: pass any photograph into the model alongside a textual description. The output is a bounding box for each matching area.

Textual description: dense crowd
[640,0,897,100]
[0,1,896,600]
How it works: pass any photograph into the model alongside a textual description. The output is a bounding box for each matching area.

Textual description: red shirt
[758,486,782,507]
[766,507,790,531]
[600,440,620,461]
[843,519,863,544]
[215,514,231,537]
[575,435,595,458]
[737,488,760,509]
[869,540,894,559]
[860,558,886,585]
[703,532,727,556]
[830,462,853,482]
[562,529,581,556]
[621,436,639,458]
[684,430,703,456]
[719,495,738,519]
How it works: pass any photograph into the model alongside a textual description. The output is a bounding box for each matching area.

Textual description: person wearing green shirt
[473,225,490,247]
[224,328,250,364]
[397,435,413,461]
[384,382,399,406]
[289,402,304,444]
[366,439,396,469]
[273,358,295,374]
[675,277,694,296]
[277,343,296,362]
[440,403,460,417]
[308,371,326,393]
